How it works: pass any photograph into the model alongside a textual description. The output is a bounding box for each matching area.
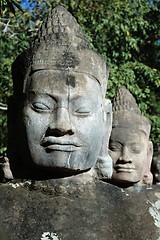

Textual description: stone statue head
[108,87,153,187]
[8,6,110,179]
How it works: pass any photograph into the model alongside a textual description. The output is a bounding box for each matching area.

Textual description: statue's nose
[48,107,75,136]
[119,146,132,163]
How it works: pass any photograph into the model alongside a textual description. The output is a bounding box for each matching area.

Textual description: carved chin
[112,171,142,184]
[28,147,97,173]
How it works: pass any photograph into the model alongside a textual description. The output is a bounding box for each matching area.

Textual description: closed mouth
[115,166,135,173]
[41,137,82,152]
[45,144,81,152]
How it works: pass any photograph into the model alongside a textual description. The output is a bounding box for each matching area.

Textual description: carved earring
[94,99,113,180]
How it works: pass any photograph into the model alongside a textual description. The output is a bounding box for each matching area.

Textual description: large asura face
[109,127,150,184]
[18,70,105,174]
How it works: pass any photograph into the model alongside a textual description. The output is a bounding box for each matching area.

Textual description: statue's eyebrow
[109,139,123,145]
[28,91,57,100]
[29,69,101,87]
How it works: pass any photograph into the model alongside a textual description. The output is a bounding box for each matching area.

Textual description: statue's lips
[114,165,135,173]
[45,144,81,151]
[41,137,82,152]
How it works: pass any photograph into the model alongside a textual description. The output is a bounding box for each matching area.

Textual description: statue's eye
[131,148,141,154]
[71,97,93,117]
[75,108,91,116]
[109,143,121,152]
[31,102,50,111]
[130,144,141,154]
[109,146,119,151]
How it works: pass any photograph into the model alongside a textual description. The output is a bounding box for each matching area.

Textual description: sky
[21,0,37,10]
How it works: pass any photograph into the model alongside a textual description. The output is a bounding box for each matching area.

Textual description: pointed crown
[112,86,141,114]
[12,6,108,97]
[112,86,151,136]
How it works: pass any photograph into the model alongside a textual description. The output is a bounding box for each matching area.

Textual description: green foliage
[0,0,160,154]
[0,1,30,153]
[107,61,160,145]
[0,0,23,14]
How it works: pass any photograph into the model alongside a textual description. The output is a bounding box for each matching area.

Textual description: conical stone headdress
[112,86,151,136]
[12,6,108,97]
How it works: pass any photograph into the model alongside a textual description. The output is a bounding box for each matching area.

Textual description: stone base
[0,180,159,240]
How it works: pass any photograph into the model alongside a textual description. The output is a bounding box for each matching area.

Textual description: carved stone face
[18,70,104,174]
[109,127,150,184]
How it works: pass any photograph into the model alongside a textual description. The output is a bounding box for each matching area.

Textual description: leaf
[6,0,15,14]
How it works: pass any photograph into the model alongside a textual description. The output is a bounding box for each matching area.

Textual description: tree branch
[0,103,7,111]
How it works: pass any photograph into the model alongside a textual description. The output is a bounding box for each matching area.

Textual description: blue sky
[21,0,37,10]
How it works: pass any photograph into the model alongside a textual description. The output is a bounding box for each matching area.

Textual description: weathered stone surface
[109,87,153,187]
[3,6,158,240]
[0,180,159,240]
[8,6,112,181]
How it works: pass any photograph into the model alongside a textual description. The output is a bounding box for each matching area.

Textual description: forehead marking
[66,75,75,88]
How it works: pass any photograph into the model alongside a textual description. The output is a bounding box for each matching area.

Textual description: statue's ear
[147,141,153,167]
[94,99,113,180]
[104,99,113,143]
[143,141,153,186]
